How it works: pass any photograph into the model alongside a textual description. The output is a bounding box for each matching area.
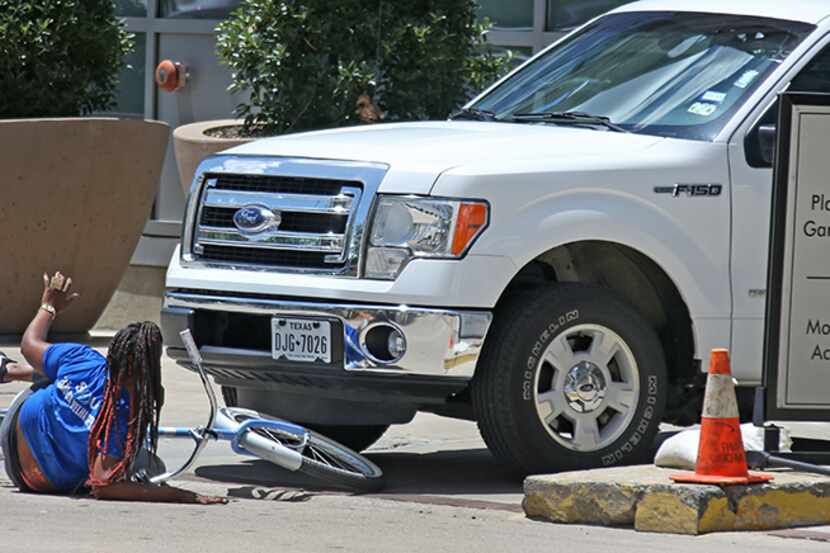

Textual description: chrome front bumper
[163,291,492,379]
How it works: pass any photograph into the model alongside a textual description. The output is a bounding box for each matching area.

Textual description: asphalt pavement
[1,343,828,552]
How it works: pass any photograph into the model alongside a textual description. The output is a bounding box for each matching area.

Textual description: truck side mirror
[758,124,777,167]
[746,123,777,168]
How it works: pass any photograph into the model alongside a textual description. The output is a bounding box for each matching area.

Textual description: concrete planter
[172,119,253,194]
[0,118,169,334]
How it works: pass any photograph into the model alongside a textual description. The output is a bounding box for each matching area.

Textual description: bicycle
[0,330,385,493]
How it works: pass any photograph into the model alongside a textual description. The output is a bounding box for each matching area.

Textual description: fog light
[387,328,406,360]
[361,323,407,364]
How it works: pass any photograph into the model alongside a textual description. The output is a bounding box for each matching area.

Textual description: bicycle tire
[229,410,385,493]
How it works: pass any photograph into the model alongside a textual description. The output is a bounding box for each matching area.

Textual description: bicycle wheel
[228,410,385,493]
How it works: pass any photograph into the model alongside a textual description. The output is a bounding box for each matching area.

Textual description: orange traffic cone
[670,349,773,485]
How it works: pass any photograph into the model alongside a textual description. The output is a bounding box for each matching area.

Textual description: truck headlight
[365,196,488,279]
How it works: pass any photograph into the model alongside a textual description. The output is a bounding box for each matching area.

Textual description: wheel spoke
[544,335,576,370]
[536,390,567,423]
[605,382,636,414]
[309,444,345,470]
[572,415,601,450]
[588,331,620,366]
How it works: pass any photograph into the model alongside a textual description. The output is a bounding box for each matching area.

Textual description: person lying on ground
[0,272,227,504]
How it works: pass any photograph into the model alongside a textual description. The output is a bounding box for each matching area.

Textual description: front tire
[472,285,666,474]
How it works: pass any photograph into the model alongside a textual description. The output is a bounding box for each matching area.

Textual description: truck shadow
[196,431,681,497]
[195,447,520,496]
[365,448,521,495]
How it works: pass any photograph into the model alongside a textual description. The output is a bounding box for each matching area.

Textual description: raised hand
[41,272,81,316]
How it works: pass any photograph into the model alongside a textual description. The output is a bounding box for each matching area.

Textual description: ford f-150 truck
[162,0,830,473]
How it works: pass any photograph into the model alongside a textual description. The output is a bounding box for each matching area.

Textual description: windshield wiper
[450,107,497,122]
[511,111,629,133]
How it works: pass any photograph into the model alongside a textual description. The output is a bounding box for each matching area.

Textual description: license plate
[271,317,332,363]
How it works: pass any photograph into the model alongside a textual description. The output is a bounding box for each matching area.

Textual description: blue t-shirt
[18,344,129,492]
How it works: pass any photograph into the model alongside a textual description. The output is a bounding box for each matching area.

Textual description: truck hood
[226,121,665,194]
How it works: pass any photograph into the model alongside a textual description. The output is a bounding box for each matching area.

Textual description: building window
[160,0,242,19]
[477,0,534,30]
[110,33,147,116]
[546,0,633,32]
[115,0,148,17]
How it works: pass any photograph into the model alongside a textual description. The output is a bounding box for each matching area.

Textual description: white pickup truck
[162,0,830,473]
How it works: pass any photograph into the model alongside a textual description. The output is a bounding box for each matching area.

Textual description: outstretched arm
[91,481,228,505]
[21,272,79,372]
[1,361,37,383]
[89,454,227,505]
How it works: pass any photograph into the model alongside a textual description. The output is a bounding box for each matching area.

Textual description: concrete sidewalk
[3,478,827,553]
[2,343,830,551]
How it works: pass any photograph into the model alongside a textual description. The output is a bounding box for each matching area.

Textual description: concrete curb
[524,466,830,534]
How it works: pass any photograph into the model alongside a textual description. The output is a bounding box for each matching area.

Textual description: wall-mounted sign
[764,92,830,421]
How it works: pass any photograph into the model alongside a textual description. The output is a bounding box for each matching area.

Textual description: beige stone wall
[0,118,168,333]
[93,265,166,332]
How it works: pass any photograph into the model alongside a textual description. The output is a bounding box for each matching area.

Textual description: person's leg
[0,389,33,490]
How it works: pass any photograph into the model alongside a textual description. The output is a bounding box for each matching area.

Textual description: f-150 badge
[654,184,723,197]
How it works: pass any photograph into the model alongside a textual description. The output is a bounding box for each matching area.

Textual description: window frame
[485,0,570,53]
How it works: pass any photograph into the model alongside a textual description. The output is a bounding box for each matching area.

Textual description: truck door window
[791,44,830,92]
[745,43,830,167]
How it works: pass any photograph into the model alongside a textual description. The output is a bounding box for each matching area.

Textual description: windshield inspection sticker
[702,91,726,104]
[734,69,760,89]
[688,102,718,117]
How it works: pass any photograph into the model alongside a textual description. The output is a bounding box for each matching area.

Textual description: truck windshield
[470,12,814,141]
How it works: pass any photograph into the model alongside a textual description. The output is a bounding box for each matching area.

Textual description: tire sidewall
[507,290,666,470]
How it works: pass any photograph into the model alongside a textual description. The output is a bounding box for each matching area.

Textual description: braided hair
[86,321,164,487]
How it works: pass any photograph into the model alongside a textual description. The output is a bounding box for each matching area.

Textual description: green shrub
[0,0,133,118]
[216,0,510,136]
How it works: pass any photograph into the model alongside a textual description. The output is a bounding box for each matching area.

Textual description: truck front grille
[199,245,332,269]
[212,174,346,196]
[191,172,363,273]
[200,207,349,234]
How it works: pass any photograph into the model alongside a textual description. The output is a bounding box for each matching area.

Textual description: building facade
[115,0,633,265]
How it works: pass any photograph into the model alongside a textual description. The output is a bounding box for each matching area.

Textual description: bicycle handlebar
[180,328,203,366]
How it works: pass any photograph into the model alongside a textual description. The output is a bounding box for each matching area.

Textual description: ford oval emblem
[233,205,281,234]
